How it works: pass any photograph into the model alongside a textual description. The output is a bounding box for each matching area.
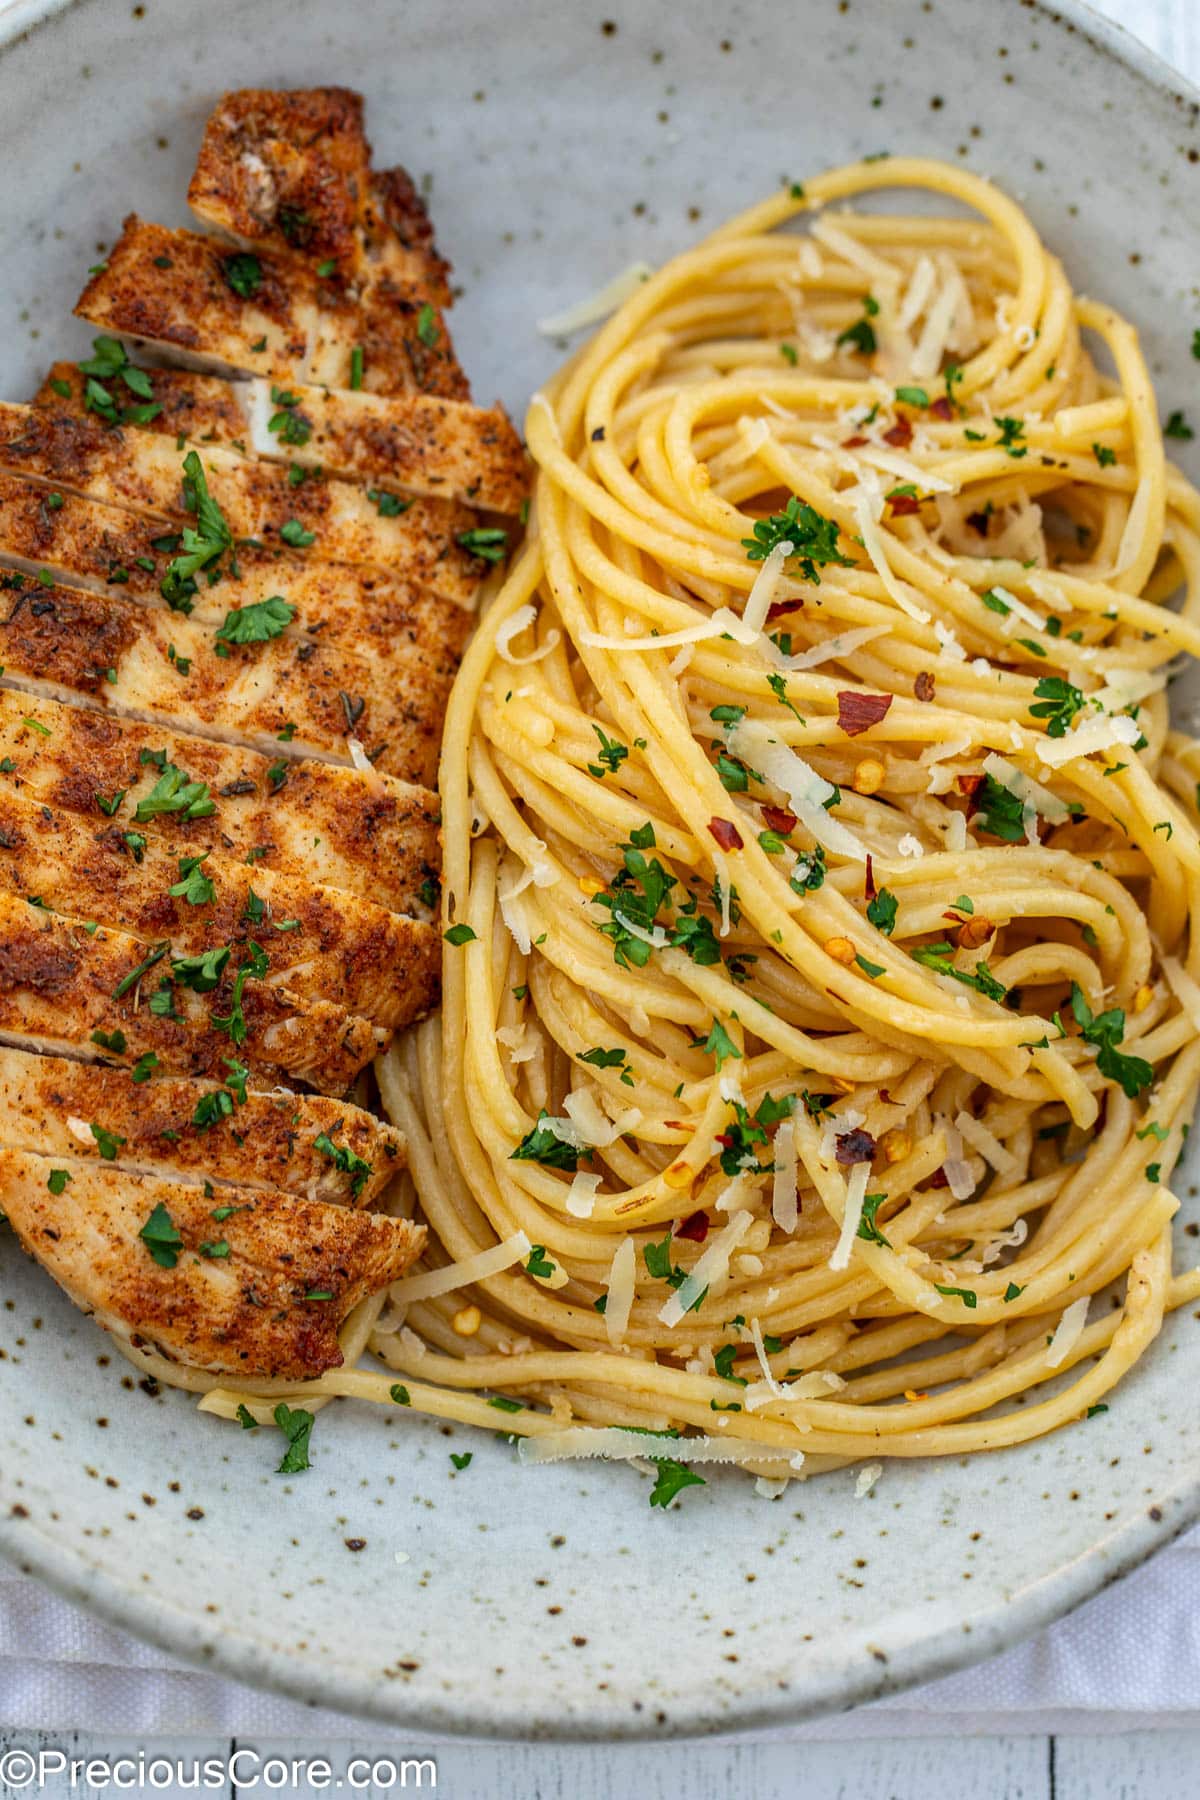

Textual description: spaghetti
[198,157,1200,1489]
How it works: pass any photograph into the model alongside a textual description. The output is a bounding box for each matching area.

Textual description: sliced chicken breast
[186,88,455,305]
[0,467,473,669]
[0,787,438,1030]
[37,360,527,513]
[0,1045,405,1205]
[0,891,385,1095]
[1,1146,424,1378]
[0,567,452,783]
[0,402,483,594]
[0,692,441,916]
[76,216,467,399]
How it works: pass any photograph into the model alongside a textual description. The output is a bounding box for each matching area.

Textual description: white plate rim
[0,0,1197,1739]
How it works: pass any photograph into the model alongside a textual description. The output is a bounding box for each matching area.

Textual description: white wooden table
[1,1,1197,1793]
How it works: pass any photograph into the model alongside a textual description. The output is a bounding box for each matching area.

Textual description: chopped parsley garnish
[267,385,312,447]
[390,1384,411,1406]
[444,923,477,946]
[273,1402,314,1474]
[279,519,316,549]
[169,853,216,906]
[450,1452,473,1471]
[934,1283,977,1309]
[526,1245,556,1278]
[130,1051,159,1083]
[741,495,853,584]
[911,941,1008,1002]
[856,1192,891,1248]
[222,252,262,298]
[995,416,1026,454]
[1028,676,1085,739]
[457,527,509,564]
[1092,443,1116,468]
[416,303,439,347]
[577,1045,634,1085]
[648,1459,706,1508]
[974,772,1026,843]
[314,1128,373,1198]
[158,449,235,611]
[215,595,295,645]
[587,724,629,778]
[1070,982,1153,1098]
[47,1168,71,1196]
[702,1017,741,1069]
[866,887,898,935]
[510,1112,585,1171]
[894,385,929,408]
[1165,410,1193,441]
[367,487,413,517]
[139,1202,182,1269]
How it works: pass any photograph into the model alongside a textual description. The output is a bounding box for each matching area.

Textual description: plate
[1,0,1199,1741]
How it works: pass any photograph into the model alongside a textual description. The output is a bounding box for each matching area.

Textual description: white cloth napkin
[3,1527,1200,1738]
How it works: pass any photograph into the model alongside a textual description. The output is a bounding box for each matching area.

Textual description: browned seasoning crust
[0,1147,425,1378]
[76,215,467,400]
[0,401,484,599]
[0,893,385,1095]
[0,789,439,1031]
[35,361,528,515]
[186,87,454,307]
[0,692,442,917]
[187,86,372,270]
[0,464,473,668]
[0,1045,405,1206]
[0,570,452,785]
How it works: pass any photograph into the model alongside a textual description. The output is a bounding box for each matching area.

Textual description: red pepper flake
[766,597,803,621]
[929,395,955,421]
[708,816,743,850]
[914,670,936,703]
[835,1127,878,1166]
[836,690,893,737]
[928,1166,950,1189]
[841,434,868,448]
[966,509,991,537]
[864,853,877,903]
[676,1210,710,1243]
[761,804,797,835]
[883,416,913,449]
[956,773,984,798]
[887,493,921,516]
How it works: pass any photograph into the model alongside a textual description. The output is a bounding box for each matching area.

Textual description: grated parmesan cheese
[1045,1296,1090,1368]
[566,1171,603,1219]
[854,1461,883,1498]
[772,1119,799,1234]
[603,1236,636,1345]
[659,1209,754,1326]
[954,1109,1019,1180]
[1035,712,1140,767]
[536,260,653,336]
[729,722,867,862]
[495,603,561,665]
[387,1231,532,1304]
[830,1162,870,1271]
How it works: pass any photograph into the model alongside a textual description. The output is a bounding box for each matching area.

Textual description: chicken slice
[0,891,385,1095]
[186,85,373,273]
[0,467,472,669]
[75,216,467,399]
[0,1146,424,1378]
[38,361,527,514]
[0,787,438,1030]
[0,401,483,594]
[0,1046,404,1205]
[0,568,451,784]
[0,692,441,916]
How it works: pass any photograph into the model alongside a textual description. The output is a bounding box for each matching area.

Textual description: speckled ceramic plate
[2,0,1200,1742]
